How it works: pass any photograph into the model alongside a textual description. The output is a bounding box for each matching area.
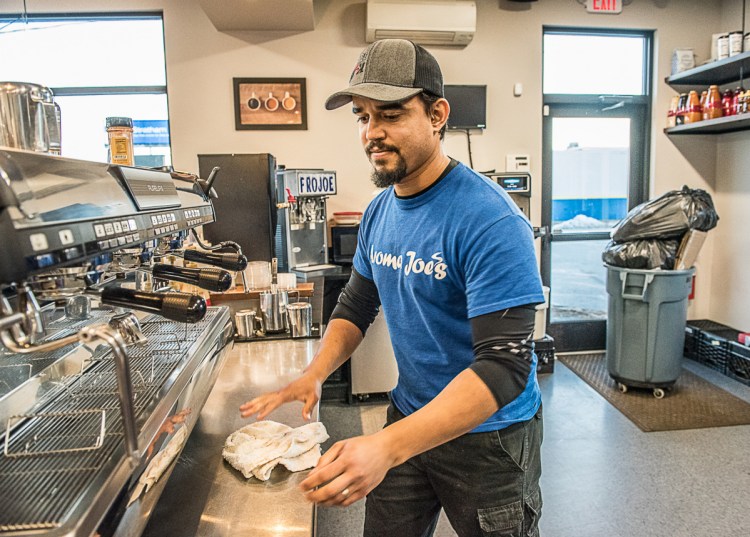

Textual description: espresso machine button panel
[0,152,215,282]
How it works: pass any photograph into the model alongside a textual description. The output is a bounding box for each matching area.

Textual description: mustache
[365,143,399,155]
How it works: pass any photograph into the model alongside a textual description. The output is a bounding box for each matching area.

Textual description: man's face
[352,95,437,188]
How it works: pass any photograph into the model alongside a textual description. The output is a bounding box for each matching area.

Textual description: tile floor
[356,358,750,537]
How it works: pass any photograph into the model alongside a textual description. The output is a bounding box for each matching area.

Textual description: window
[543,32,647,95]
[0,13,171,166]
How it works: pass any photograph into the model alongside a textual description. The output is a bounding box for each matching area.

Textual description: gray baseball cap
[325,39,444,110]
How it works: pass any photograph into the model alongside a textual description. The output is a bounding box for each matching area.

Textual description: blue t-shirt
[353,161,545,433]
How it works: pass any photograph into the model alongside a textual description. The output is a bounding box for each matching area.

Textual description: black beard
[370,157,407,188]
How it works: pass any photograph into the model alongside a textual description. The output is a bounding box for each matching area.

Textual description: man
[240,39,545,537]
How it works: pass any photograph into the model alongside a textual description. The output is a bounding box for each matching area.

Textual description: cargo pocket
[524,489,542,537]
[477,500,523,536]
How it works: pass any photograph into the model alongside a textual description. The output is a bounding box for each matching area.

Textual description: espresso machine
[0,147,248,537]
[274,168,338,275]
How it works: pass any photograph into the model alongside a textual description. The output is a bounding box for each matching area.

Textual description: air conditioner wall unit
[366,0,476,47]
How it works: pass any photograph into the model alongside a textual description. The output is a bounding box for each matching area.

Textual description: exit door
[541,28,652,352]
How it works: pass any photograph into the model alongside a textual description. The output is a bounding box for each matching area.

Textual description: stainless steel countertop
[142,339,320,537]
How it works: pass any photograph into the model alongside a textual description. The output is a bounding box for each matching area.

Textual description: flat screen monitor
[444,85,487,130]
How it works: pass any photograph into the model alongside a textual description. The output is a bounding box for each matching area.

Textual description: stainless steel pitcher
[259,290,288,333]
[0,82,62,154]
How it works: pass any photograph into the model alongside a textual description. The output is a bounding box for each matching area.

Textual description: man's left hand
[299,433,394,507]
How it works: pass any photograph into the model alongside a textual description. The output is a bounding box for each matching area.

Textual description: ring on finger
[340,488,350,498]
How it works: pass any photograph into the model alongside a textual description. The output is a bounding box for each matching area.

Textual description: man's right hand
[239,372,323,421]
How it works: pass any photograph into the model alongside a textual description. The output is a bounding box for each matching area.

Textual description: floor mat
[559,353,750,432]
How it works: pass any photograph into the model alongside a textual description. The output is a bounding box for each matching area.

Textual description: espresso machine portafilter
[0,149,244,537]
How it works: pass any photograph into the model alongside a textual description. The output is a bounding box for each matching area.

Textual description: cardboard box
[675,230,708,270]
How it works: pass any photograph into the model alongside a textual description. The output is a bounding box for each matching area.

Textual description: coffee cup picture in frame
[234,78,307,130]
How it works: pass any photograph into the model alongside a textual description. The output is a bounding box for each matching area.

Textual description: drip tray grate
[0,309,221,531]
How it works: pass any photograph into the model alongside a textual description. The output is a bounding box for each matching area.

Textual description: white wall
[2,0,746,328]
[708,0,750,331]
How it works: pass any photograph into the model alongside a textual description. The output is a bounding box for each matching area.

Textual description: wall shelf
[666,51,750,88]
[666,47,750,136]
[664,114,750,135]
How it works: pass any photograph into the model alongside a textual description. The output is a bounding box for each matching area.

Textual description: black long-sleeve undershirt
[329,269,538,409]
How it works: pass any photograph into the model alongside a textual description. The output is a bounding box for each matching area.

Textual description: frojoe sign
[296,172,337,197]
[586,0,621,14]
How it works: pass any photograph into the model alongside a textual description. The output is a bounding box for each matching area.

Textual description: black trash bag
[602,239,680,270]
[611,186,719,243]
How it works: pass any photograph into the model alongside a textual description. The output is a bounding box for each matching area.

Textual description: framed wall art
[233,77,307,130]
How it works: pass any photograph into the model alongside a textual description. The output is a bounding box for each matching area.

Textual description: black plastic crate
[697,326,741,374]
[535,335,555,375]
[684,320,736,362]
[727,341,750,387]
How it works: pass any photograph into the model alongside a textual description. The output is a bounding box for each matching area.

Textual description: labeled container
[717,33,730,60]
[685,90,702,123]
[675,93,688,125]
[729,31,744,57]
[722,88,736,116]
[605,265,695,397]
[106,116,134,166]
[703,85,723,120]
[667,95,680,128]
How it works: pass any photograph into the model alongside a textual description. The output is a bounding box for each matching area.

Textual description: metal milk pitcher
[0,82,62,154]
[259,290,288,333]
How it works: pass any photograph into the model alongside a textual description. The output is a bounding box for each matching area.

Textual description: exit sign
[586,0,622,14]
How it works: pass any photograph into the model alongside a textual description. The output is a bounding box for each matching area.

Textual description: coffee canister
[729,31,744,57]
[717,33,730,60]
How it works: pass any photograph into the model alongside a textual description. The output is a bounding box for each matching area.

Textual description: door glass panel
[551,117,630,234]
[550,117,630,323]
[551,239,609,322]
[543,34,645,95]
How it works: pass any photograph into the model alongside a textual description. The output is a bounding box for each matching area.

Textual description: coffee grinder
[275,168,337,273]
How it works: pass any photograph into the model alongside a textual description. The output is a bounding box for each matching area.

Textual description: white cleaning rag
[223,420,329,481]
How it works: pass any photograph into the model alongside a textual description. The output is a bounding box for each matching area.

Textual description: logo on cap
[350,50,369,81]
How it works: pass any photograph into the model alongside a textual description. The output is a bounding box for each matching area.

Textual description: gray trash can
[605,264,695,398]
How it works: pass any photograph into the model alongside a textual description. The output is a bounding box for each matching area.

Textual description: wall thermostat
[506,154,530,172]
